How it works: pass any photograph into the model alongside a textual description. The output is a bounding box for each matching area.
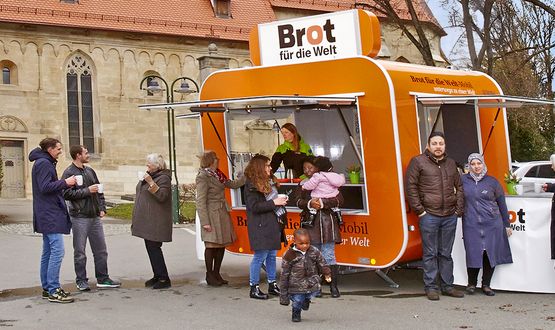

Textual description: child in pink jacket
[301,156,345,227]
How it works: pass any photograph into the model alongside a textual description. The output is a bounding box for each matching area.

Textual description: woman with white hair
[543,154,555,260]
[132,153,173,289]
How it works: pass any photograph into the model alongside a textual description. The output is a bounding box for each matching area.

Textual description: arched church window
[66,54,95,153]
[1,60,17,84]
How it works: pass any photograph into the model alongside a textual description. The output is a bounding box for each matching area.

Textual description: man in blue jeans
[62,145,121,291]
[30,138,76,303]
[405,131,465,301]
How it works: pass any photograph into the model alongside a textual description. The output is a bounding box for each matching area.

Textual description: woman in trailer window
[244,154,288,300]
[196,150,245,287]
[462,153,513,296]
[270,123,313,179]
[291,156,344,298]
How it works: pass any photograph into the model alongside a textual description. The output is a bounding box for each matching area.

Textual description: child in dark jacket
[279,228,331,322]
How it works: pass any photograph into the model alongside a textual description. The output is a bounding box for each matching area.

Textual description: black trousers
[144,239,169,280]
[467,250,495,287]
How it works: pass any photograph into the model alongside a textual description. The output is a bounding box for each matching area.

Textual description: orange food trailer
[140,9,520,283]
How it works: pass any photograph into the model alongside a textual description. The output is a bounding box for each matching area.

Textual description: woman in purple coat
[462,153,513,296]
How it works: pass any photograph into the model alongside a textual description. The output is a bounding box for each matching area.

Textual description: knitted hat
[313,156,333,172]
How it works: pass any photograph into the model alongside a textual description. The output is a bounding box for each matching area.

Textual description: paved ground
[1,198,555,329]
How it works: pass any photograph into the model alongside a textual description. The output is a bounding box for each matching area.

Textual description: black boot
[301,299,310,311]
[249,285,268,300]
[206,271,222,287]
[330,265,340,298]
[292,308,301,322]
[268,281,280,296]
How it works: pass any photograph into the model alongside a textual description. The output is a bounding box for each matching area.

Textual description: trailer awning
[415,94,555,108]
[138,94,361,118]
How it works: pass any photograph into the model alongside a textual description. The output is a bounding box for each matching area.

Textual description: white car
[512,161,555,187]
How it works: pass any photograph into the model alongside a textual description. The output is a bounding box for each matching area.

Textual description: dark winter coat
[405,150,464,217]
[244,180,283,251]
[29,147,71,234]
[62,163,106,218]
[131,169,172,242]
[292,186,343,244]
[462,174,512,268]
[547,183,555,259]
[279,244,331,305]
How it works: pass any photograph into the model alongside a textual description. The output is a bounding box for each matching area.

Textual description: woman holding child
[244,154,288,300]
[292,156,344,297]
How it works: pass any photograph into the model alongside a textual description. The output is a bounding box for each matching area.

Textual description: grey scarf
[467,153,488,182]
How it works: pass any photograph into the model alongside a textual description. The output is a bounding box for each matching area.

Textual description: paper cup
[75,175,83,186]
[534,183,543,193]
[97,184,104,194]
[515,184,524,195]
[278,193,289,201]
[138,171,145,181]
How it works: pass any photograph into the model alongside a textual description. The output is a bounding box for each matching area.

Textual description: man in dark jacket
[30,138,76,303]
[405,131,465,301]
[62,145,120,291]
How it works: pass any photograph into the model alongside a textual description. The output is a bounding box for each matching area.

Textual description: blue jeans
[249,249,277,285]
[419,213,457,292]
[312,243,336,265]
[71,216,109,282]
[40,233,65,294]
[291,291,319,310]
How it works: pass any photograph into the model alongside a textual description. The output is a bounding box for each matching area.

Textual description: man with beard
[405,131,465,301]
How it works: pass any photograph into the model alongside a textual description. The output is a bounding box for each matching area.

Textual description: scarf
[203,167,228,184]
[467,153,488,182]
[264,180,287,221]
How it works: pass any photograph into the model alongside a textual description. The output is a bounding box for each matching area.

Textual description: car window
[537,165,555,179]
[524,166,538,177]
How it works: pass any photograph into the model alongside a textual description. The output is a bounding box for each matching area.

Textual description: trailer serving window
[139,95,368,213]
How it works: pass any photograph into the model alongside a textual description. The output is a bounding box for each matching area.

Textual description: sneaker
[97,278,121,289]
[76,280,91,292]
[145,277,159,288]
[48,288,74,303]
[41,289,49,299]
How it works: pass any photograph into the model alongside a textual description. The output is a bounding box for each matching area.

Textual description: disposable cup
[97,184,104,194]
[278,193,289,201]
[75,175,83,186]
[138,171,145,181]
[534,183,543,194]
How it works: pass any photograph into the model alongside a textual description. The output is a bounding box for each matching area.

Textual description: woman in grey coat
[196,151,245,286]
[132,153,172,289]
[462,153,513,296]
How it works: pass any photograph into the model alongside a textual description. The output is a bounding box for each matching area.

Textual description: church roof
[0,0,444,41]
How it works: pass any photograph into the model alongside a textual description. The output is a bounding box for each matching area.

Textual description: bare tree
[356,0,437,66]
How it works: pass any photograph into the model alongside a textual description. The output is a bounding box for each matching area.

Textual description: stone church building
[0,0,447,198]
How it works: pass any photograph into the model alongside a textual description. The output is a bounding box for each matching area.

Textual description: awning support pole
[206,113,234,169]
[482,107,501,157]
[336,106,363,164]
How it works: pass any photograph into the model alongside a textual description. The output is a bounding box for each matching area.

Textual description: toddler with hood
[280,228,331,322]
[301,156,345,226]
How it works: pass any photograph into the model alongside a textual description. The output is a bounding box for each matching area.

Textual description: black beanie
[313,156,333,172]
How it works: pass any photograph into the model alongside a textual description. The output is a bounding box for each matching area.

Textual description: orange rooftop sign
[249,9,381,66]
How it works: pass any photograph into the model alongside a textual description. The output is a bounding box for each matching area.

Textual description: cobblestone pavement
[0,222,131,236]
